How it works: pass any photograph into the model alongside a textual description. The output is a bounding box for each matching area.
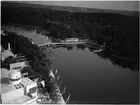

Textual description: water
[51,46,139,104]
[2,24,48,45]
[2,24,139,104]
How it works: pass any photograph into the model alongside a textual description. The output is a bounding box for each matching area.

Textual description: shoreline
[38,45,66,104]
[111,53,139,62]
[1,30,66,104]
[2,22,50,35]
[49,70,66,104]
[2,23,138,68]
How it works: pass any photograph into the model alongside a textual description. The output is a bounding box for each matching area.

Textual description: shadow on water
[61,45,75,51]
[76,44,86,50]
[89,48,139,71]
[55,44,139,71]
[96,50,139,71]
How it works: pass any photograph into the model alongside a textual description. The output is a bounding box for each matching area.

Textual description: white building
[0,68,38,104]
[10,61,27,71]
[65,38,79,42]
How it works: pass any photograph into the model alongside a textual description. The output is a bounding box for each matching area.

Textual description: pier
[38,41,86,47]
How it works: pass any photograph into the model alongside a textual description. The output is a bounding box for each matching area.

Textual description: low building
[65,38,79,42]
[0,68,38,104]
[10,61,27,71]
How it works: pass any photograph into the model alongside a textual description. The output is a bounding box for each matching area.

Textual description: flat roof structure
[21,78,36,87]
[10,61,26,70]
[0,68,17,94]
[6,95,36,104]
[0,68,38,104]
[0,68,36,94]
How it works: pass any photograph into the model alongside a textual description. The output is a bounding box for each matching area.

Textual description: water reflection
[96,50,139,71]
[76,44,86,50]
[65,45,74,51]
[51,45,139,104]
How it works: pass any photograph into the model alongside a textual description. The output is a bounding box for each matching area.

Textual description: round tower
[8,70,21,85]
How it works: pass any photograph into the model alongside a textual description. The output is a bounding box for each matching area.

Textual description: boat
[94,49,104,53]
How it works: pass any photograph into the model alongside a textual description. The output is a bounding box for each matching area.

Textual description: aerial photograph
[0,0,139,104]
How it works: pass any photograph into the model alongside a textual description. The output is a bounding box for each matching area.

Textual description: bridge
[38,41,86,47]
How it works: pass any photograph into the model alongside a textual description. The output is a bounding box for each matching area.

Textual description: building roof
[0,68,17,94]
[10,61,26,70]
[0,68,36,94]
[5,95,35,104]
[21,78,36,87]
[9,69,20,74]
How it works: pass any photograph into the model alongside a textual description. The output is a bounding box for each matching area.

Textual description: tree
[3,56,16,69]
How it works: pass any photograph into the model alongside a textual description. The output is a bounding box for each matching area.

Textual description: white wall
[25,83,37,98]
[10,62,26,70]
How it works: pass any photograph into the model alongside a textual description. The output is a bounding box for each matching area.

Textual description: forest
[1,1,139,58]
[1,32,51,76]
[1,32,66,101]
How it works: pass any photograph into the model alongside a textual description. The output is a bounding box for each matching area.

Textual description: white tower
[8,42,11,50]
[8,70,21,85]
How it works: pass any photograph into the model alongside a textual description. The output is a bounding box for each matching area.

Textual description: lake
[2,24,139,104]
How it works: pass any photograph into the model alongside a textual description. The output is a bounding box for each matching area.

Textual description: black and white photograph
[0,0,139,104]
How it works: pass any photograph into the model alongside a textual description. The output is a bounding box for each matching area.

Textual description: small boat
[94,49,103,53]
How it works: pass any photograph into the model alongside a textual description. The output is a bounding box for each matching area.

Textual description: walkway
[38,41,86,47]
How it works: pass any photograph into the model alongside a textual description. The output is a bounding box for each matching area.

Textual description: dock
[38,41,86,47]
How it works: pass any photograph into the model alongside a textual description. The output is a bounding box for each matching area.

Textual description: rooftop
[21,77,36,87]
[5,95,36,104]
[0,68,36,94]
[0,68,17,94]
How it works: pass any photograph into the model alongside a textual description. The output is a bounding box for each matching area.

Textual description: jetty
[38,41,86,47]
[94,49,104,53]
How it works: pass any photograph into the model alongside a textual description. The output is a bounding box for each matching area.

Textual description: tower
[8,70,21,85]
[8,42,10,50]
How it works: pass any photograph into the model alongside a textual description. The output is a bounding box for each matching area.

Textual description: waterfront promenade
[38,41,86,47]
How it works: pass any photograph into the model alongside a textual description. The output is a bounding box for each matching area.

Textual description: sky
[22,1,139,11]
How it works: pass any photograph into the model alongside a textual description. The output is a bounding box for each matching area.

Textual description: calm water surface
[2,25,139,104]
[51,47,139,104]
